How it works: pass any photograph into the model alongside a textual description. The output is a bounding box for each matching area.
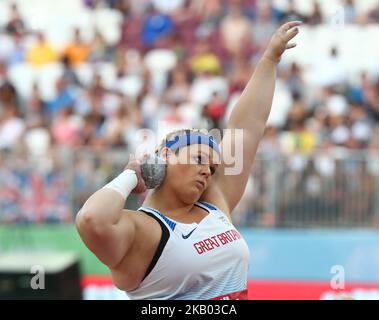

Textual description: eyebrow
[196,151,220,166]
[197,151,210,158]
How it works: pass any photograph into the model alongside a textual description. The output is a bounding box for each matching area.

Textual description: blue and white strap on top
[164,132,220,154]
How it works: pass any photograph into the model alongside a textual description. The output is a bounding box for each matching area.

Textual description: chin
[180,190,203,205]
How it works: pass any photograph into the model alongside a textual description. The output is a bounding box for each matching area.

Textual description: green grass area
[0,225,108,275]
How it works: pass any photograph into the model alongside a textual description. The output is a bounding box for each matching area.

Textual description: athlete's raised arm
[216,21,302,212]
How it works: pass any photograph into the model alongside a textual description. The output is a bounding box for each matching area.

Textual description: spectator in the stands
[0,102,25,150]
[5,3,26,37]
[226,59,251,108]
[344,0,357,24]
[285,62,305,99]
[190,40,222,75]
[51,107,81,146]
[365,77,379,122]
[89,30,112,63]
[0,64,18,107]
[251,3,278,52]
[281,0,307,23]
[307,1,323,25]
[27,32,58,67]
[203,91,226,130]
[24,83,46,129]
[46,77,76,119]
[141,5,174,48]
[6,33,26,66]
[220,4,253,56]
[62,28,90,66]
[165,67,191,105]
[366,1,379,23]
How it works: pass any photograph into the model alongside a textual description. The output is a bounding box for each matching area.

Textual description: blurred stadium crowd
[1,0,379,225]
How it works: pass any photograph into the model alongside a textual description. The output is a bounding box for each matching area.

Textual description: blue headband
[164,132,220,154]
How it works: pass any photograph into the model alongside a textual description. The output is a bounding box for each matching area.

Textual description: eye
[194,155,203,164]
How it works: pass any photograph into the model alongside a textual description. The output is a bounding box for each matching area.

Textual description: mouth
[195,180,205,189]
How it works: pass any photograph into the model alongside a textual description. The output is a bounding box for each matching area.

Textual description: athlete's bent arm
[75,159,146,268]
[216,21,302,212]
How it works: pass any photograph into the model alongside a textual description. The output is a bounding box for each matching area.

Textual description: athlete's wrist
[103,169,138,200]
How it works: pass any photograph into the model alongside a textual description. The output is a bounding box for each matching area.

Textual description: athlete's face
[163,144,220,204]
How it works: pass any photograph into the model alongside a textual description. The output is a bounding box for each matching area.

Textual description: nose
[200,165,211,179]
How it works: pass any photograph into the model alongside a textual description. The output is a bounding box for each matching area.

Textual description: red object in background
[205,102,225,120]
[248,280,379,300]
[81,276,379,300]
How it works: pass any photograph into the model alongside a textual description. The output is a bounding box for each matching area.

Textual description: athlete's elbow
[76,209,105,237]
[76,208,92,227]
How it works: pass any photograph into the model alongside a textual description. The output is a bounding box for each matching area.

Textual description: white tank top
[126,201,250,300]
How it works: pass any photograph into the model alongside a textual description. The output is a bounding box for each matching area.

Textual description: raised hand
[125,154,148,194]
[263,21,302,64]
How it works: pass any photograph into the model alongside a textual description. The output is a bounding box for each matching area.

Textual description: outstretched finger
[286,43,297,50]
[284,27,300,42]
[280,20,303,33]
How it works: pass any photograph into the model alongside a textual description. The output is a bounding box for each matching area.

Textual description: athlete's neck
[143,186,195,218]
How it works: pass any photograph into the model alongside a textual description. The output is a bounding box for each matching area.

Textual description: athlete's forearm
[227,56,276,134]
[228,21,301,134]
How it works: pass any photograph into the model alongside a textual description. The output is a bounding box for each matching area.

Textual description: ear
[159,147,173,163]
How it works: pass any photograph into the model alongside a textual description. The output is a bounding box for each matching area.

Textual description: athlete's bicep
[76,210,136,268]
[216,130,260,212]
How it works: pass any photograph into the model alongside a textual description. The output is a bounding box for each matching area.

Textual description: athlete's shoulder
[121,209,161,230]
